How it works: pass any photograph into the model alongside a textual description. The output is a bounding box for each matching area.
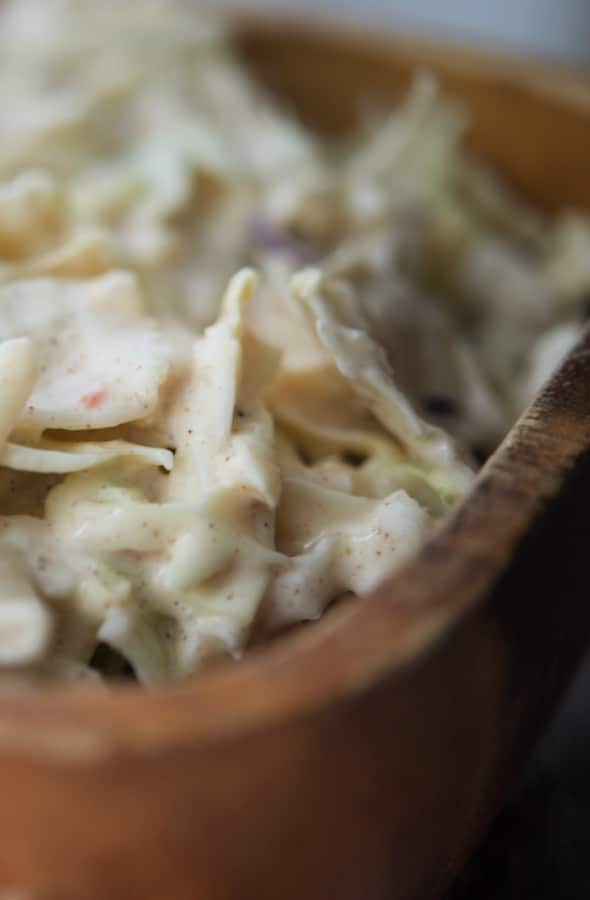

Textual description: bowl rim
[1,19,590,761]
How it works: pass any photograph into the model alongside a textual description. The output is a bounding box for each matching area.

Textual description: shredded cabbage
[0,0,583,684]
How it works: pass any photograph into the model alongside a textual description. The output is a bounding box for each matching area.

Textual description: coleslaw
[0,0,587,684]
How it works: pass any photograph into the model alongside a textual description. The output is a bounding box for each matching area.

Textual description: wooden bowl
[3,20,590,900]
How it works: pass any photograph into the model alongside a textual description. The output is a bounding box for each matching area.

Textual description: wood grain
[1,21,590,900]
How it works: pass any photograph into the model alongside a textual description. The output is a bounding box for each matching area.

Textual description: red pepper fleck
[81,387,107,409]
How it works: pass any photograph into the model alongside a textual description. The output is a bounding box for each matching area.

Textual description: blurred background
[230,0,590,63]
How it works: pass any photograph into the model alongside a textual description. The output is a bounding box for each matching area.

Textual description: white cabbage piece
[97,606,171,686]
[261,477,430,631]
[0,271,173,436]
[544,213,590,307]
[0,515,76,602]
[346,75,461,186]
[515,322,581,411]
[7,226,118,280]
[0,170,65,259]
[164,268,281,509]
[0,546,55,666]
[346,271,508,453]
[290,269,474,497]
[0,337,37,447]
[1,439,173,474]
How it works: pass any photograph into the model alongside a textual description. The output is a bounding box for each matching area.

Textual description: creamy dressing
[0,0,586,683]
